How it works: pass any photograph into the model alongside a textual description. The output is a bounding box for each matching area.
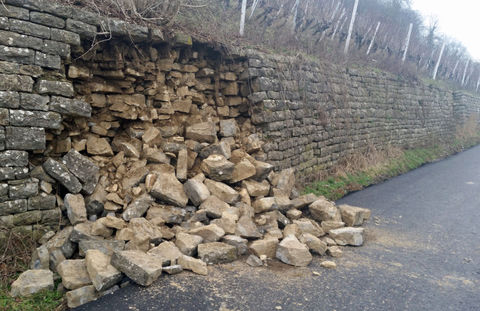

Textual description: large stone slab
[64,193,87,225]
[43,158,82,194]
[338,204,371,227]
[204,179,239,204]
[150,172,188,207]
[197,242,237,264]
[10,269,53,297]
[175,232,203,256]
[185,122,216,143]
[6,126,45,150]
[183,178,210,206]
[309,197,341,222]
[86,249,123,291]
[328,227,365,246]
[276,235,312,267]
[111,250,163,286]
[63,149,99,194]
[57,259,92,290]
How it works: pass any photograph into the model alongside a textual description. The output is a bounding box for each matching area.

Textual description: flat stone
[44,226,75,258]
[78,239,125,257]
[204,179,239,204]
[37,80,74,97]
[57,259,92,290]
[199,195,229,219]
[235,215,262,239]
[244,134,263,154]
[147,241,183,265]
[300,233,327,255]
[188,224,225,242]
[201,155,234,182]
[43,158,82,194]
[50,96,91,117]
[242,179,270,197]
[197,242,237,264]
[111,250,163,286]
[327,246,343,257]
[63,149,99,194]
[276,235,312,267]
[219,119,237,137]
[249,238,278,258]
[293,218,324,237]
[175,232,203,256]
[321,221,345,232]
[328,227,365,246]
[66,285,98,309]
[64,193,87,225]
[86,136,113,156]
[128,217,163,243]
[10,269,53,297]
[222,235,248,255]
[30,245,49,270]
[8,180,38,199]
[338,204,371,227]
[185,122,216,143]
[199,141,231,159]
[0,91,19,108]
[183,178,210,206]
[150,172,188,207]
[252,197,277,213]
[0,74,33,92]
[19,93,48,111]
[28,195,56,211]
[86,250,122,291]
[309,197,341,222]
[162,265,183,275]
[122,193,154,221]
[6,126,45,150]
[178,255,208,275]
[246,254,263,267]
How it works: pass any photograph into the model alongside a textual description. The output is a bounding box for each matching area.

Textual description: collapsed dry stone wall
[0,0,479,235]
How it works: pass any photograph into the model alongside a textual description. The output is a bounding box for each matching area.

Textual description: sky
[410,0,480,60]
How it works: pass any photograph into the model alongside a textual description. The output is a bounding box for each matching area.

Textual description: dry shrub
[455,114,479,142]
[0,227,37,285]
[331,144,402,178]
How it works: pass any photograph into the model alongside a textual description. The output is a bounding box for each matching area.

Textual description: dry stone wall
[245,51,480,181]
[0,0,480,234]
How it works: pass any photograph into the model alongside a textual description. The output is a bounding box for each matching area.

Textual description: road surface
[77,145,480,311]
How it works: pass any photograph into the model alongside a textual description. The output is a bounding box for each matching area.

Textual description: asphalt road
[77,146,480,311]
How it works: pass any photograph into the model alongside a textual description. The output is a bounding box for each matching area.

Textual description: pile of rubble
[10,119,370,308]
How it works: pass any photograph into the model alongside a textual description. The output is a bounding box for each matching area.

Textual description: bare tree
[344,0,359,55]
[432,41,445,80]
[366,21,380,55]
[462,59,470,86]
[239,0,247,36]
[402,23,412,63]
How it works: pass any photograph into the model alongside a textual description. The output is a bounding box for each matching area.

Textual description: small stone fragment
[320,261,337,269]
[246,254,263,267]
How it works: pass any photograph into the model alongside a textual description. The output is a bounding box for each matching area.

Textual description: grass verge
[303,134,480,202]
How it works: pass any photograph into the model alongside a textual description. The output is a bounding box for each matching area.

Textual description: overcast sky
[411,0,480,60]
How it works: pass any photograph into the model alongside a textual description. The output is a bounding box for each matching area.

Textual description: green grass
[304,146,445,201]
[0,284,63,311]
